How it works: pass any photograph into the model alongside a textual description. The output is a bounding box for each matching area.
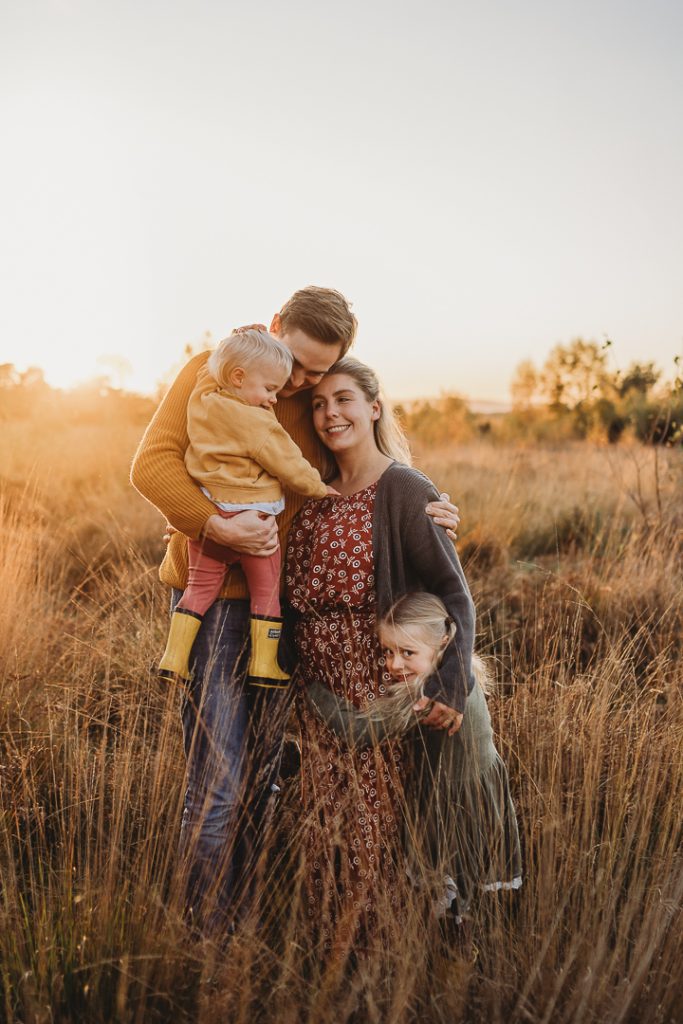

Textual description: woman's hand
[413,697,463,736]
[425,492,460,541]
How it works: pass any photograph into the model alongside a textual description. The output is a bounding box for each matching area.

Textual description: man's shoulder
[182,351,211,382]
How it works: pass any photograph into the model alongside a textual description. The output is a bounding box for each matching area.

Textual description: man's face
[271,316,343,397]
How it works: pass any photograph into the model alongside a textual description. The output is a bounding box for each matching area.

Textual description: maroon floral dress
[285,484,405,941]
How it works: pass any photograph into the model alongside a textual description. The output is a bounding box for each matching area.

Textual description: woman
[285,357,521,953]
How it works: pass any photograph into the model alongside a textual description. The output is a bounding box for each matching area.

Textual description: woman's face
[311,374,380,454]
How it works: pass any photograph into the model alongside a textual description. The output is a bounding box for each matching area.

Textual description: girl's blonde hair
[315,356,412,477]
[359,592,489,734]
[384,592,457,663]
[207,330,293,390]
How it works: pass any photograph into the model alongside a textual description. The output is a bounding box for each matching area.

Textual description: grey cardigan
[372,462,475,714]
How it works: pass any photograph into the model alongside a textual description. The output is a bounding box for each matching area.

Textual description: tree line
[397,339,682,447]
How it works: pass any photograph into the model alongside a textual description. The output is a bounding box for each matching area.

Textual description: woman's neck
[332,447,393,496]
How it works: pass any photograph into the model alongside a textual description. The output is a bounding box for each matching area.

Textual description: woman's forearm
[306,681,398,747]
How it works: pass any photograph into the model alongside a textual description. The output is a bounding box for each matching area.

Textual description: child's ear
[440,633,449,648]
[230,367,245,388]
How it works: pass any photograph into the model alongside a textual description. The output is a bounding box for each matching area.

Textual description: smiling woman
[311,357,412,485]
[284,355,486,958]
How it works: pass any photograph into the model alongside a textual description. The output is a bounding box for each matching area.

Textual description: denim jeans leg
[175,594,251,932]
[173,593,291,933]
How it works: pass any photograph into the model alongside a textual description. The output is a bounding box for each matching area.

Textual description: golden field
[0,399,681,1024]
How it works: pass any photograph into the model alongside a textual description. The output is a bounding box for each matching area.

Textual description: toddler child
[159,329,334,689]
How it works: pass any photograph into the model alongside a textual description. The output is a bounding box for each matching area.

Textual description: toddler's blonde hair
[207,329,293,390]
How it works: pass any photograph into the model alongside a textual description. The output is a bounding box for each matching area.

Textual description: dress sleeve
[130,354,217,539]
[396,473,475,714]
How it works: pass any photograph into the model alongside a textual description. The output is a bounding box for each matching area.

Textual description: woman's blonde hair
[207,330,293,390]
[357,592,489,734]
[315,356,412,476]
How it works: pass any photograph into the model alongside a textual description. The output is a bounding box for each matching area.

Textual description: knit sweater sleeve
[130,353,217,540]
[381,467,476,714]
[253,422,328,499]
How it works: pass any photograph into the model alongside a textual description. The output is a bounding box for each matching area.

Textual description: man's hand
[413,697,463,736]
[426,492,460,541]
[204,511,279,556]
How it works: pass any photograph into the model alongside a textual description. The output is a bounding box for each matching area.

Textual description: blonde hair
[279,286,357,356]
[358,592,489,734]
[207,330,293,390]
[316,357,412,477]
[384,592,457,660]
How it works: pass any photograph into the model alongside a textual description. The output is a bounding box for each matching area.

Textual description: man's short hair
[278,286,357,356]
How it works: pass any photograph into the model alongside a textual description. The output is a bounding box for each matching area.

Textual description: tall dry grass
[1,416,681,1023]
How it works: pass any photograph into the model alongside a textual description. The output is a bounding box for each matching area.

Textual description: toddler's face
[238,362,290,409]
[378,623,439,683]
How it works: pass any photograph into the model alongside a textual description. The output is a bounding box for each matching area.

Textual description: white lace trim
[406,868,522,918]
[482,875,523,893]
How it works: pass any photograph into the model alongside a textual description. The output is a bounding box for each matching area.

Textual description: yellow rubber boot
[159,610,203,683]
[247,616,290,689]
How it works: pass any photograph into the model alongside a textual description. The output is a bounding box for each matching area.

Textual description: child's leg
[177,539,237,616]
[240,547,290,687]
[240,547,281,618]
[159,539,237,682]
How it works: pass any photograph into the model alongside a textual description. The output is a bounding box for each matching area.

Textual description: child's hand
[232,322,268,334]
[413,697,463,736]
[325,485,341,496]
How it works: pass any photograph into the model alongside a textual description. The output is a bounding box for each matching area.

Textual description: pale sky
[1,0,682,402]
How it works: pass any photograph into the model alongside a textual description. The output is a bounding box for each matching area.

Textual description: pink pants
[176,510,281,619]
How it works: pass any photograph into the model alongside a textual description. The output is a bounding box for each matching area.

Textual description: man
[131,285,459,933]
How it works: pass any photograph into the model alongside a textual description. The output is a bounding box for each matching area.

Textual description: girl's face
[378,623,443,683]
[311,374,380,454]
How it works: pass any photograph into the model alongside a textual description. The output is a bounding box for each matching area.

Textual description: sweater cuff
[423,672,468,715]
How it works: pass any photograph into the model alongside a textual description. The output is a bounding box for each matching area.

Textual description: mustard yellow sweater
[130,352,329,598]
[185,365,327,505]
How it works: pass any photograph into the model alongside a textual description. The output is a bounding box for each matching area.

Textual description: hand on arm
[401,477,475,715]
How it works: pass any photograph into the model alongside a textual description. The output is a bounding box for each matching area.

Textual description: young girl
[159,330,335,688]
[305,592,522,922]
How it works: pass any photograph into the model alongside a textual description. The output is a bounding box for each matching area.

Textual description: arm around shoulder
[393,469,475,713]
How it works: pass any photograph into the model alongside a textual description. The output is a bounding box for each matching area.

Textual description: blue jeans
[172,593,290,933]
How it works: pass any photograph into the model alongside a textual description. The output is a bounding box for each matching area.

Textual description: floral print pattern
[285,485,405,940]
